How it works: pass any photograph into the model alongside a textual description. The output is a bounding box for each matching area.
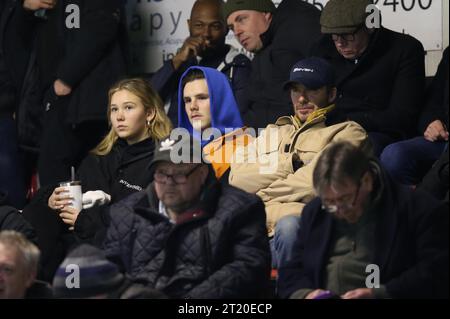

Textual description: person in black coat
[35,0,128,186]
[224,0,321,130]
[381,47,449,185]
[418,147,449,202]
[103,136,271,299]
[278,142,448,299]
[0,0,49,208]
[0,191,36,243]
[22,78,172,282]
[312,0,425,156]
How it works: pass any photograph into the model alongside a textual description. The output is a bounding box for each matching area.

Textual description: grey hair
[0,230,40,274]
[313,141,371,195]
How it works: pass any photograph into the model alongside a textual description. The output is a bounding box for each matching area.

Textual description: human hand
[23,0,57,11]
[424,120,449,142]
[172,36,209,70]
[58,205,80,227]
[82,190,111,209]
[53,79,72,96]
[341,288,375,299]
[48,187,73,210]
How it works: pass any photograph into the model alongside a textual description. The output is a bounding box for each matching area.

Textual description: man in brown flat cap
[312,0,426,157]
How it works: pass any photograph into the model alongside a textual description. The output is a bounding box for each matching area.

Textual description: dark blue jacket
[103,176,271,299]
[150,45,251,126]
[278,163,449,299]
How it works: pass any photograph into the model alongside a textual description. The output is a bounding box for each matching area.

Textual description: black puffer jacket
[103,177,271,299]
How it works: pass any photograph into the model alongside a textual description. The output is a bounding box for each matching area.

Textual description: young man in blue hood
[177,66,252,180]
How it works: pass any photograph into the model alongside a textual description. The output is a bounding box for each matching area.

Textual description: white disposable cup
[59,181,82,211]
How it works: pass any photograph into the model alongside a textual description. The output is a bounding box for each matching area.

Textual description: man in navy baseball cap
[229,56,369,271]
[284,57,335,91]
[283,57,337,123]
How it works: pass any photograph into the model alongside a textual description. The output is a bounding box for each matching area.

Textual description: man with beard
[229,57,369,269]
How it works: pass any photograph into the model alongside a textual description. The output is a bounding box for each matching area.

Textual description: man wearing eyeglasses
[103,136,271,298]
[278,141,448,299]
[312,0,425,156]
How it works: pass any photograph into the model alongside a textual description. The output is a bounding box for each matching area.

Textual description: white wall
[425,0,449,76]
[126,0,449,76]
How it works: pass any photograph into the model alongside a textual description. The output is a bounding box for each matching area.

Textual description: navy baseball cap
[283,57,336,90]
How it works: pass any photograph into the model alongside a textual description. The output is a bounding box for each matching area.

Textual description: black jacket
[151,45,251,126]
[278,162,449,299]
[0,191,37,243]
[0,0,43,151]
[0,0,33,109]
[103,176,271,299]
[22,138,155,281]
[244,0,321,130]
[418,47,449,134]
[419,148,449,202]
[74,138,155,242]
[312,27,425,140]
[36,0,127,125]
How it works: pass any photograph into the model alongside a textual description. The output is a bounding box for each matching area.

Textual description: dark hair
[313,141,371,195]
[181,68,206,92]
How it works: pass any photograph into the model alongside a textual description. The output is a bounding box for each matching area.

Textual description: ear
[25,269,37,289]
[187,19,191,30]
[362,171,374,193]
[328,87,337,104]
[263,12,273,24]
[146,109,156,124]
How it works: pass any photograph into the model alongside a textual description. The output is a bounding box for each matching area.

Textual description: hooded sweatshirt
[178,66,249,179]
[178,66,243,147]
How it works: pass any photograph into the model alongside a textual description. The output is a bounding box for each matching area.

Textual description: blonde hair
[0,230,40,275]
[93,78,172,156]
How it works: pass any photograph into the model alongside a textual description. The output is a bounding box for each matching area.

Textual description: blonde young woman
[49,78,172,232]
[23,79,171,280]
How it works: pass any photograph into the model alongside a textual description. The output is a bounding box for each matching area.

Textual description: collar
[290,104,336,129]
[115,137,155,163]
[203,127,250,156]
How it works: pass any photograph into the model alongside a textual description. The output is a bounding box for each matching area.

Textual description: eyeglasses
[154,165,201,185]
[331,26,363,43]
[321,182,361,214]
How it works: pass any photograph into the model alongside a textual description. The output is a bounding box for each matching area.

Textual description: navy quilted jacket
[103,179,271,299]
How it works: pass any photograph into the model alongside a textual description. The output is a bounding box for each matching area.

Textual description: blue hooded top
[178,66,243,147]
